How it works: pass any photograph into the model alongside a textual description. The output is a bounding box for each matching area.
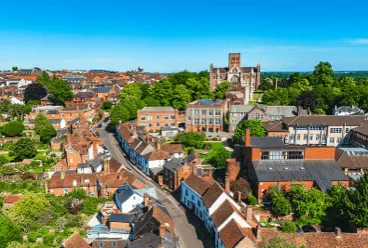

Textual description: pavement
[98,126,213,248]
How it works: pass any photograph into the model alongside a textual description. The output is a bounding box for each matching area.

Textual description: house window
[141,115,146,120]
[63,188,68,194]
[191,195,194,201]
[330,137,335,143]
[253,113,260,120]
[215,110,221,116]
[303,134,307,140]
[147,115,152,120]
[316,134,320,140]
[133,196,136,200]
[156,123,160,127]
[201,110,206,115]
[330,128,342,133]
[149,123,152,127]
[165,123,169,127]
[209,119,213,124]
[208,111,213,115]
[345,128,350,133]
[194,119,200,124]
[297,134,300,140]
[309,135,313,140]
[197,200,201,207]
[164,115,169,120]
[171,115,175,119]
[215,119,220,125]
[156,115,160,120]
[201,119,206,125]
[194,110,200,115]
[185,189,188,196]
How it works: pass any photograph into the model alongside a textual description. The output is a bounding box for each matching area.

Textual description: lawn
[198,142,225,159]
[253,92,261,101]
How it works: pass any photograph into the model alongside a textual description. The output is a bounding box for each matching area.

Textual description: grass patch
[198,142,225,159]
[253,92,261,101]
[1,153,16,162]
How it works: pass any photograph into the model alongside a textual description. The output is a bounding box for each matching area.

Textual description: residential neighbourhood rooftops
[183,174,216,196]
[249,136,285,148]
[336,147,368,169]
[219,219,253,248]
[202,183,224,208]
[282,115,368,126]
[62,232,90,248]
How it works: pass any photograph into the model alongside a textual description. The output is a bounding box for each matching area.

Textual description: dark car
[302,225,317,232]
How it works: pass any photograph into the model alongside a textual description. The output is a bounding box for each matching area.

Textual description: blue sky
[1,0,368,72]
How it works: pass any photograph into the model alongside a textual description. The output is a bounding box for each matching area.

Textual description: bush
[247,195,258,205]
[102,101,113,110]
[280,221,297,233]
[2,121,25,137]
[81,198,99,215]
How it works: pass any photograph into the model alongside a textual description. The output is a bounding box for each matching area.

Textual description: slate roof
[263,120,287,132]
[164,158,184,172]
[115,183,135,204]
[94,86,113,93]
[139,106,175,112]
[229,104,254,113]
[352,124,368,136]
[253,160,348,191]
[249,137,285,148]
[335,147,368,169]
[134,187,158,200]
[74,91,94,99]
[130,232,177,248]
[109,213,136,223]
[259,105,297,117]
[282,115,368,126]
[91,239,127,248]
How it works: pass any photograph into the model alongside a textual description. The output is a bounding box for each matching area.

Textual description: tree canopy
[37,72,73,105]
[24,83,47,103]
[9,138,37,161]
[0,215,21,247]
[233,120,266,144]
[1,121,25,137]
[174,131,206,149]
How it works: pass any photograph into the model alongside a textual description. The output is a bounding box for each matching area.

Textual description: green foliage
[0,179,44,194]
[0,215,21,247]
[263,236,303,248]
[343,174,368,227]
[214,81,231,99]
[288,184,330,225]
[280,221,297,233]
[37,72,73,105]
[81,198,99,215]
[38,123,57,144]
[233,120,266,144]
[12,66,18,71]
[152,79,173,106]
[247,195,257,205]
[270,186,292,217]
[110,104,129,125]
[24,84,47,103]
[9,138,37,161]
[34,114,49,134]
[2,121,25,137]
[209,146,231,169]
[259,79,274,91]
[7,241,27,248]
[174,131,206,149]
[102,101,112,110]
[9,192,53,232]
[171,84,192,110]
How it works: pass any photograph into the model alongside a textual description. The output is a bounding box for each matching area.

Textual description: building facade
[137,106,180,132]
[209,53,261,104]
[186,99,226,133]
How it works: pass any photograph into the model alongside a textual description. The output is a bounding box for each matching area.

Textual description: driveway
[98,126,212,248]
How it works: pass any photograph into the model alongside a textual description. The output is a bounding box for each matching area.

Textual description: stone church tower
[210,53,261,104]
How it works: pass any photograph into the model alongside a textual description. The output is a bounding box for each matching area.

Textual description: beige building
[137,106,180,132]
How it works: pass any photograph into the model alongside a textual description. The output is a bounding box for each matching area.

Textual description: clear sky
[1,0,368,72]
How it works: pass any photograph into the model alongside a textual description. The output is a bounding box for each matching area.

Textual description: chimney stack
[103,156,111,175]
[237,192,242,203]
[225,175,230,194]
[256,225,261,241]
[144,192,149,207]
[159,223,166,237]
[245,128,251,146]
[226,158,240,181]
[60,171,65,180]
[246,205,253,221]
[335,227,341,238]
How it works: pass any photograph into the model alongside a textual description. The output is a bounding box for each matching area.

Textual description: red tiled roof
[219,219,247,248]
[202,183,224,208]
[184,174,215,196]
[143,150,169,161]
[211,200,238,228]
[63,232,90,248]
[161,144,184,154]
[3,194,22,204]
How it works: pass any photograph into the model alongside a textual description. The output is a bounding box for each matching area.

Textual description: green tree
[343,173,368,227]
[8,104,28,121]
[110,104,129,125]
[48,77,74,105]
[6,241,27,248]
[143,96,161,107]
[233,120,266,144]
[209,146,231,169]
[296,91,317,112]
[2,121,24,137]
[214,81,231,99]
[270,187,292,217]
[259,79,274,91]
[9,138,37,161]
[172,85,192,110]
[0,215,21,247]
[262,88,290,105]
[288,184,330,225]
[24,83,47,103]
[174,131,206,149]
[280,221,297,233]
[12,66,18,72]
[121,101,138,120]
[120,83,143,102]
[102,101,112,110]
[8,192,53,232]
[152,79,173,106]
[186,77,213,100]
[38,123,57,144]
[34,113,49,134]
[168,70,199,85]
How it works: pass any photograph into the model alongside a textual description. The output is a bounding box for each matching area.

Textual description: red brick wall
[138,109,179,132]
[304,147,335,160]
[257,181,314,201]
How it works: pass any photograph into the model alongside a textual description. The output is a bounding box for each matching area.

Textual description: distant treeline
[262,71,368,80]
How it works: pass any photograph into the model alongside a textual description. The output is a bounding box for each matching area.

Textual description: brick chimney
[143,192,149,206]
[237,192,242,203]
[256,225,261,241]
[246,205,253,220]
[225,175,230,194]
[335,227,341,238]
[103,156,111,175]
[60,171,65,180]
[245,128,251,146]
[159,223,166,237]
[226,158,240,181]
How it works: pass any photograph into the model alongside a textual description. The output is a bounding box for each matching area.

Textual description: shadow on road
[173,191,215,248]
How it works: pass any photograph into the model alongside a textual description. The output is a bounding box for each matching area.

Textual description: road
[98,126,209,248]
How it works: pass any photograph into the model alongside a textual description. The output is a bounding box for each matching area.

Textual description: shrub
[2,121,25,137]
[247,195,258,205]
[280,221,297,233]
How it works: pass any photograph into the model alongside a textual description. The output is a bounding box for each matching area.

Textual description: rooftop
[139,106,175,112]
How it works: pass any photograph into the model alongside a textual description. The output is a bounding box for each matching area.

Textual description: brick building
[137,106,181,132]
[350,124,368,148]
[186,99,226,133]
[209,53,261,105]
[234,129,348,202]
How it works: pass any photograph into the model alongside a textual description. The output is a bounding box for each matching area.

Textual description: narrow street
[98,126,212,248]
